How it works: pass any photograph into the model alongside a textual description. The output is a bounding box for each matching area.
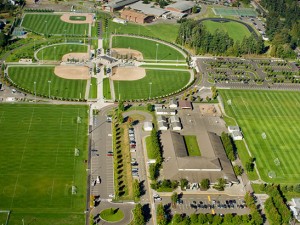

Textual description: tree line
[176,20,264,57]
[261,0,300,58]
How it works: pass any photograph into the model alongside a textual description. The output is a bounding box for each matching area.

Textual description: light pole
[149,82,152,100]
[155,44,159,63]
[54,46,56,61]
[48,80,51,99]
[45,20,47,36]
[34,81,36,102]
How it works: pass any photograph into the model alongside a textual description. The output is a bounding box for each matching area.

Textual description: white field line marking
[10,174,20,209]
[27,109,35,134]
[241,96,251,114]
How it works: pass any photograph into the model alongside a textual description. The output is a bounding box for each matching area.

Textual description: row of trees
[263,184,291,225]
[176,20,264,56]
[220,132,236,161]
[132,203,145,225]
[261,0,300,58]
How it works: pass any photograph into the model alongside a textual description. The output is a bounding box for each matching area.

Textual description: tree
[0,32,8,48]
[294,184,300,193]
[192,5,198,14]
[147,103,153,112]
[156,203,167,225]
[133,203,145,225]
[172,213,182,223]
[133,179,140,199]
[233,165,243,176]
[224,214,233,223]
[180,178,188,190]
[118,100,124,111]
[171,192,178,208]
[213,178,226,191]
[200,178,210,190]
[189,213,198,224]
[198,213,207,224]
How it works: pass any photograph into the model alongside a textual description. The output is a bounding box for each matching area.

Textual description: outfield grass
[202,20,251,42]
[112,36,185,60]
[184,135,201,156]
[220,89,300,184]
[0,104,88,225]
[8,66,86,99]
[89,77,97,99]
[36,44,88,61]
[22,14,88,36]
[114,69,190,100]
[103,78,111,99]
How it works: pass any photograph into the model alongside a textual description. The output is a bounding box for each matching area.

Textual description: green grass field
[36,44,88,61]
[89,77,97,99]
[103,78,111,99]
[0,104,88,225]
[202,20,251,42]
[114,69,190,100]
[22,14,88,36]
[220,90,300,184]
[8,66,86,99]
[184,136,201,156]
[112,36,185,60]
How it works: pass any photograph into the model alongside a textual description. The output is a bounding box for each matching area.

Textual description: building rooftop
[166,1,195,11]
[105,0,139,9]
[121,9,147,20]
[128,1,167,17]
[178,100,192,109]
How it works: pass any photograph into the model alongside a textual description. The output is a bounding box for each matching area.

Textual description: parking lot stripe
[208,195,211,202]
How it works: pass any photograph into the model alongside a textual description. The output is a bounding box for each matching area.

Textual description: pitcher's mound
[111,48,143,60]
[110,67,146,81]
[62,53,89,62]
[54,65,90,79]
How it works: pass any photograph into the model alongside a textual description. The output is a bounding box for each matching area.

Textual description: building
[143,121,153,131]
[155,108,176,115]
[165,1,196,14]
[161,131,238,184]
[171,121,182,131]
[127,1,168,18]
[170,115,180,123]
[290,198,300,222]
[169,99,178,109]
[178,100,193,109]
[112,18,127,24]
[158,121,168,131]
[120,9,155,24]
[157,115,167,123]
[232,131,243,141]
[228,126,240,133]
[102,0,139,12]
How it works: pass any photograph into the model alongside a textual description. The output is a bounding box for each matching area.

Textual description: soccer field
[36,44,88,61]
[112,36,185,60]
[22,14,88,36]
[8,66,87,100]
[0,104,88,225]
[220,90,300,184]
[114,69,190,100]
[202,20,251,42]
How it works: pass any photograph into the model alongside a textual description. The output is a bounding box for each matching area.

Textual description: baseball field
[114,69,190,100]
[8,66,87,100]
[22,14,88,35]
[0,104,88,225]
[220,89,300,184]
[36,44,88,61]
[112,36,185,60]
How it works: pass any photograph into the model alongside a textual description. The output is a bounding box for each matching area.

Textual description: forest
[261,0,300,58]
[176,20,264,57]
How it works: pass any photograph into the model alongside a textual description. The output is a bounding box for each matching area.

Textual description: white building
[169,99,178,109]
[112,18,127,24]
[170,115,180,123]
[158,121,168,131]
[157,115,167,123]
[143,121,153,131]
[171,121,182,131]
[290,198,300,222]
[155,108,176,115]
[228,126,240,133]
[231,131,243,141]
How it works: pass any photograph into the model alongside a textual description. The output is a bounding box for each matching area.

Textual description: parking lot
[155,194,249,216]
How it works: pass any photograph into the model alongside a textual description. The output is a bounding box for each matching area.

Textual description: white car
[108,194,115,198]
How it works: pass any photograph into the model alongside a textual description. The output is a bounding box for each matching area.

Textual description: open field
[22,14,88,35]
[103,78,111,99]
[220,89,300,184]
[112,36,185,60]
[89,77,97,99]
[8,66,86,99]
[184,135,201,156]
[36,44,88,61]
[107,21,179,43]
[202,20,251,42]
[0,104,88,225]
[113,69,190,100]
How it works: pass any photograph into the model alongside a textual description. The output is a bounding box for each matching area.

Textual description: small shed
[178,100,192,109]
[169,99,178,109]
[155,108,176,115]
[154,104,163,110]
[170,115,180,123]
[157,115,167,123]
[158,121,168,131]
[171,121,182,131]
[228,126,240,133]
[231,131,243,141]
[143,121,153,131]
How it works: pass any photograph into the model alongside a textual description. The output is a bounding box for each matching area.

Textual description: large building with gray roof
[165,1,195,13]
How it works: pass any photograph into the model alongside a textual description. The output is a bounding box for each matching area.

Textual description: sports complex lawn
[36,44,88,61]
[112,36,185,60]
[202,20,251,42]
[22,14,88,36]
[0,104,88,225]
[8,66,86,99]
[103,77,111,99]
[220,89,300,184]
[114,69,190,100]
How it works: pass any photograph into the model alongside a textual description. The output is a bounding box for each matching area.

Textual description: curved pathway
[198,18,259,40]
